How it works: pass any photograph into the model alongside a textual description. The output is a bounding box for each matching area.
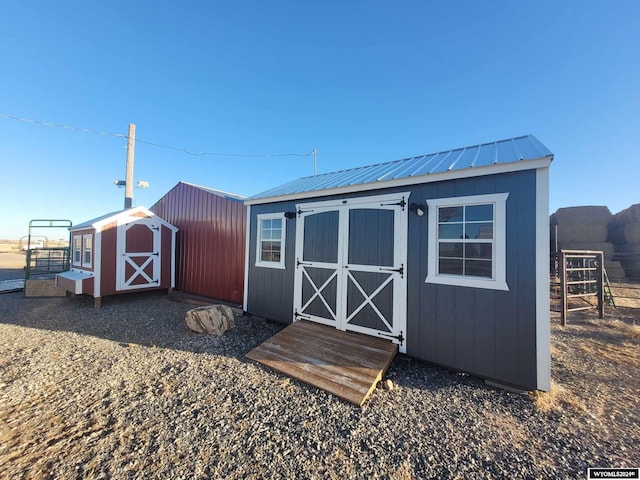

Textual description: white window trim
[72,235,82,267]
[82,234,93,268]
[255,213,286,269]
[425,192,509,291]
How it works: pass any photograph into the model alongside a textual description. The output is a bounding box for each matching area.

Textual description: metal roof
[247,135,553,204]
[70,206,178,232]
[179,181,246,202]
[71,210,125,230]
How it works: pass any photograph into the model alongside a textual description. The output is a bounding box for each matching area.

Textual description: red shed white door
[116,218,161,291]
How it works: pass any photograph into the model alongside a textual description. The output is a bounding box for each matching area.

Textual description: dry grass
[609,282,640,309]
[537,311,640,438]
[583,317,640,339]
[530,382,589,414]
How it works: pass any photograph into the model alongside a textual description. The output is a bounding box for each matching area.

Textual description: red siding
[100,221,118,296]
[151,182,246,304]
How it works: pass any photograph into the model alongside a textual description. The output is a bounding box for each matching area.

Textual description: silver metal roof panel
[247,135,553,202]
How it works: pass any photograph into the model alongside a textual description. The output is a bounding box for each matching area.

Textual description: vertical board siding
[246,200,297,321]
[247,169,540,390]
[100,221,118,296]
[151,183,246,304]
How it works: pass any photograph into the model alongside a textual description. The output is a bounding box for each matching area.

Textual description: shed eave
[245,156,552,206]
[70,206,179,233]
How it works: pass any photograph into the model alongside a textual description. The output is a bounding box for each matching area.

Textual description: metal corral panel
[151,181,246,304]
[248,135,552,202]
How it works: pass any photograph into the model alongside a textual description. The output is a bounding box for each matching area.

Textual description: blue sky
[1,1,638,239]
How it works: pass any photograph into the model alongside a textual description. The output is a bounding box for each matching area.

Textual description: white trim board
[255,212,287,270]
[535,167,551,391]
[425,192,509,291]
[292,191,410,353]
[243,205,251,312]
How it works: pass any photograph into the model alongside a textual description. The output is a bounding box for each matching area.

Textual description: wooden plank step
[246,320,397,406]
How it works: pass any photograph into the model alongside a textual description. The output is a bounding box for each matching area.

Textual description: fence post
[597,252,604,319]
[560,250,567,326]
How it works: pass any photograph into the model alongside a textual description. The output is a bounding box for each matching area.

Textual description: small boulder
[379,379,394,391]
[185,305,234,335]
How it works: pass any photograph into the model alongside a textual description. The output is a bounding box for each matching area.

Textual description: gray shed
[243,135,552,391]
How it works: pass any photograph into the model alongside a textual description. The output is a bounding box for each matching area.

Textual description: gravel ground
[0,290,638,479]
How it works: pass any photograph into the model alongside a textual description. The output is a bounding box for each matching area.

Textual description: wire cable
[0,113,311,158]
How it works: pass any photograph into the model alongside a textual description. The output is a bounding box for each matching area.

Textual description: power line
[0,113,126,138]
[0,113,311,158]
[134,137,310,158]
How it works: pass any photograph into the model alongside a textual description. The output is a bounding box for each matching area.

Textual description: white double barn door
[293,193,409,352]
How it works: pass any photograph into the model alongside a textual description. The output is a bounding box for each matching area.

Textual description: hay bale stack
[555,241,615,258]
[550,206,611,245]
[608,204,640,244]
[604,260,625,281]
[608,204,640,279]
[550,205,618,278]
[611,241,640,279]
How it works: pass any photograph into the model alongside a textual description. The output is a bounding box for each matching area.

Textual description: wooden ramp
[246,320,397,406]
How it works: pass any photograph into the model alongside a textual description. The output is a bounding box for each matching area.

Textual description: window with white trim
[82,234,93,268]
[425,193,509,291]
[72,235,82,266]
[255,213,286,269]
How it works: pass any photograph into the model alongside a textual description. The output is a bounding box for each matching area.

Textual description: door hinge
[296,207,315,216]
[296,258,312,268]
[294,310,311,320]
[150,225,160,231]
[378,330,404,345]
[380,196,406,210]
[379,263,404,277]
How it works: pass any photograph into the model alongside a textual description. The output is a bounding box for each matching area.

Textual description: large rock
[185,305,234,335]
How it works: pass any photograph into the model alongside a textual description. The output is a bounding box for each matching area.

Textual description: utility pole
[124,123,136,209]
[313,148,317,176]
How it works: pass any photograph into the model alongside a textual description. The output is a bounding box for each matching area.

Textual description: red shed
[55,206,178,308]
[150,181,246,305]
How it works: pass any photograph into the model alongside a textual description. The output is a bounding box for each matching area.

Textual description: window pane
[261,229,271,240]
[261,248,274,262]
[261,241,281,262]
[261,219,271,229]
[439,242,463,258]
[271,228,282,240]
[465,243,492,260]
[465,223,493,239]
[439,258,463,275]
[438,206,463,223]
[438,224,463,239]
[271,219,282,229]
[465,204,493,222]
[465,259,492,278]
